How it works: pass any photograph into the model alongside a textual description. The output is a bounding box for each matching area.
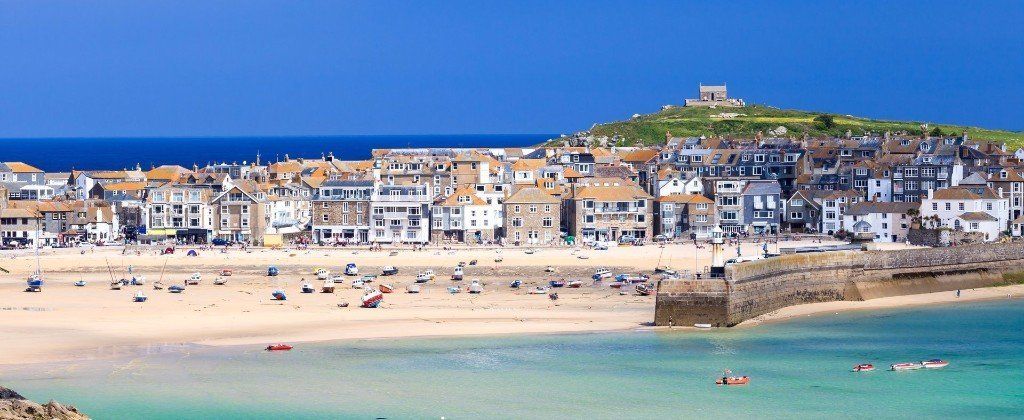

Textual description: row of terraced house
[3,130,1024,247]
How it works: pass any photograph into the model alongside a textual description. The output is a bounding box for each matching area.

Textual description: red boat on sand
[266,344,293,351]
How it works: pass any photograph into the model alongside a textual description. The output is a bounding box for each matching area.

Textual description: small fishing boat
[131,276,146,286]
[635,284,653,296]
[337,302,350,308]
[415,272,433,283]
[447,286,461,294]
[301,282,315,293]
[186,273,201,285]
[654,265,673,273]
[220,269,233,276]
[315,268,330,280]
[921,359,948,369]
[468,280,483,294]
[509,279,522,289]
[345,263,359,276]
[694,323,713,329]
[361,288,383,308]
[266,343,293,351]
[457,261,467,268]
[321,279,336,293]
[852,364,875,372]
[615,274,650,284]
[389,251,399,257]
[406,283,421,294]
[133,291,148,302]
[716,376,750,385]
[153,281,165,290]
[549,280,565,288]
[567,280,583,288]
[26,275,43,292]
[379,283,395,293]
[360,275,377,285]
[381,266,399,276]
[330,274,345,283]
[468,259,478,266]
[593,268,613,280]
[890,362,923,371]
[452,266,464,281]
[169,285,185,293]
[527,286,549,295]
[213,276,227,285]
[524,249,536,255]
[110,280,122,290]
[267,266,279,276]
[272,289,287,300]
[493,257,503,263]
[74,280,87,287]
[351,279,365,289]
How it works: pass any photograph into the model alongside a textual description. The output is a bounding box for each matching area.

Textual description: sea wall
[655,243,1024,326]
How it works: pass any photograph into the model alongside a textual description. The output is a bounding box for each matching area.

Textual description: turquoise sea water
[3,300,1023,419]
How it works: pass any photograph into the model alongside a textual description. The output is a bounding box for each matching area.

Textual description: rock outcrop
[0,386,89,420]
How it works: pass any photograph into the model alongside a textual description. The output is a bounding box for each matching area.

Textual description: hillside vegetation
[582,104,1023,148]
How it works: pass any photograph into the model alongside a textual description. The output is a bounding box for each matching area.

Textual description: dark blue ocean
[0,134,552,172]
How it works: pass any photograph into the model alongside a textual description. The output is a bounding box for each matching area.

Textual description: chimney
[928,189,934,200]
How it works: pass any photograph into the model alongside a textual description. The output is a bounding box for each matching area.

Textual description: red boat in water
[716,376,749,385]
[266,344,293,351]
[853,364,875,372]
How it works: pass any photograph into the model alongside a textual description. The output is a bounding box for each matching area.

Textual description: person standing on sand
[956,289,961,298]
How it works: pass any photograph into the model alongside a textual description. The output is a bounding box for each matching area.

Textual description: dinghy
[379,283,395,293]
[74,280,87,287]
[344,263,359,276]
[381,266,399,276]
[168,285,185,293]
[406,284,421,293]
[266,343,293,351]
[186,273,201,285]
[272,289,287,300]
[133,291,148,302]
[315,268,330,280]
[468,280,483,294]
[213,276,227,285]
[301,282,315,293]
[321,279,336,293]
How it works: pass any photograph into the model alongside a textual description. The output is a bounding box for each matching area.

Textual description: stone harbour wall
[655,243,1024,326]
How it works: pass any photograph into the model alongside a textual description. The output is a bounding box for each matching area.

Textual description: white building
[371,184,432,244]
[920,186,1009,242]
[842,201,917,242]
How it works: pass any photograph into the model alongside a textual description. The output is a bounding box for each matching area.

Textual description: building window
[322,214,329,222]
[542,217,553,228]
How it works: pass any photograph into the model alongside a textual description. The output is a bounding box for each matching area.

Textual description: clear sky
[1,0,1021,138]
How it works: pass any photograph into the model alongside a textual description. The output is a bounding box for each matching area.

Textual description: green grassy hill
[581,104,1023,148]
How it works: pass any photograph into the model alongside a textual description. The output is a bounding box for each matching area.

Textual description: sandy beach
[3,238,1018,366]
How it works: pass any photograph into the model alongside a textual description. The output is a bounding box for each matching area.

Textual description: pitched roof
[146,165,190,181]
[571,184,652,201]
[621,149,659,163]
[505,186,559,204]
[844,201,917,216]
[511,159,546,171]
[657,193,713,204]
[1,162,43,173]
[438,186,487,206]
[958,211,997,221]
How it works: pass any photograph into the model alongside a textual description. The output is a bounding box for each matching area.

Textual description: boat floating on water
[853,364,875,372]
[266,343,293,351]
[890,362,924,371]
[921,359,949,369]
[716,376,750,385]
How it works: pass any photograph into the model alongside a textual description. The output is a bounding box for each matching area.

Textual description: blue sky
[0,0,1021,138]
